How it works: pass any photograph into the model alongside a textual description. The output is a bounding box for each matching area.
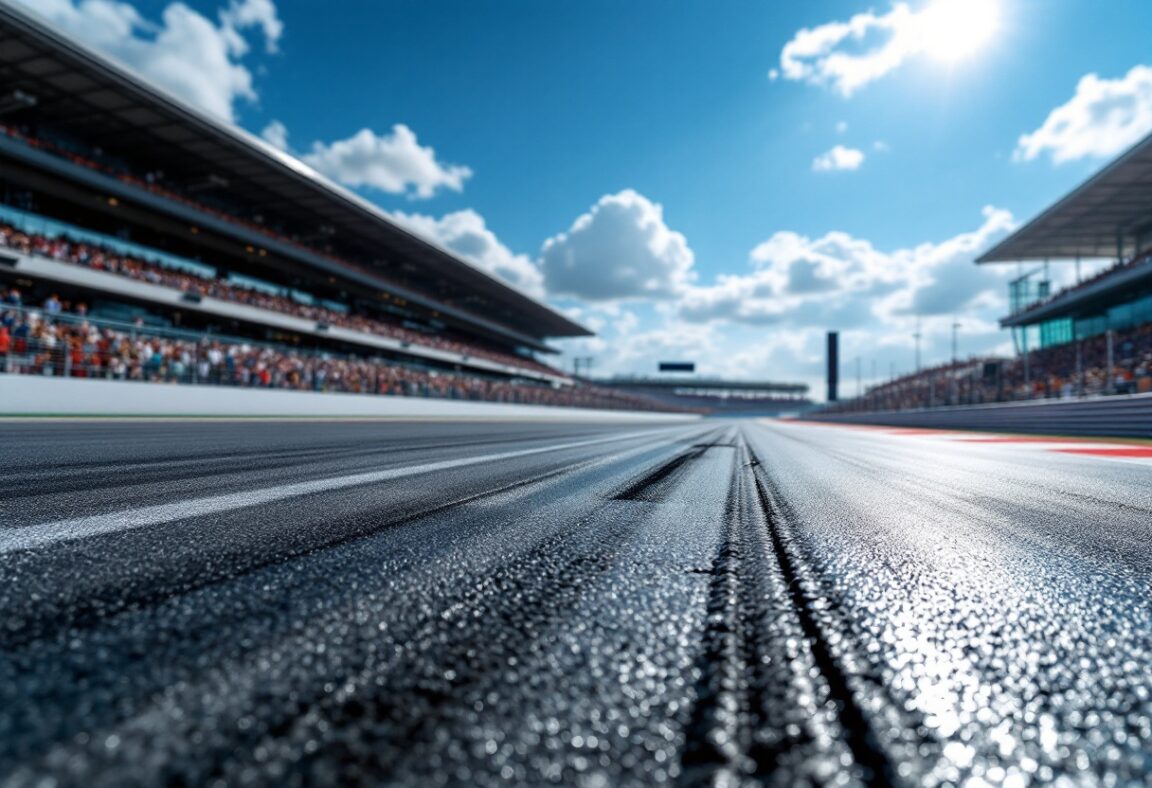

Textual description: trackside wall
[802,393,1152,438]
[0,376,701,421]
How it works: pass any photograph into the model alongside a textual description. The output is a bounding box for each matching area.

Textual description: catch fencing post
[1076,340,1084,397]
[1106,330,1114,394]
[1023,329,1031,400]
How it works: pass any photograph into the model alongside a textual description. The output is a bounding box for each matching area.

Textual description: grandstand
[822,126,1152,415]
[972,121,1152,401]
[594,376,811,415]
[0,3,683,412]
[977,134,1152,359]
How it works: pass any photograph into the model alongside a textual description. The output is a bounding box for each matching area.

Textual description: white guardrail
[804,392,1152,438]
[0,376,702,421]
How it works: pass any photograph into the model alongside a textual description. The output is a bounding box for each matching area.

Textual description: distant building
[594,377,811,416]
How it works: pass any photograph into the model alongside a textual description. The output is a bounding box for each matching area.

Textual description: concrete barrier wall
[804,392,1152,438]
[0,376,701,421]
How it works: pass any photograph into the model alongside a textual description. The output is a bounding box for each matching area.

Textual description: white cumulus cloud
[1014,65,1152,164]
[779,3,916,96]
[539,190,696,301]
[260,119,288,150]
[388,209,544,297]
[23,0,283,122]
[679,206,1017,328]
[302,125,472,199]
[812,144,865,172]
[219,0,282,52]
[776,0,999,97]
[553,208,1027,395]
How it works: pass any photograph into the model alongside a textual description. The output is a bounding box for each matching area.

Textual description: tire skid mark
[746,434,913,788]
[610,427,732,502]
[678,473,749,782]
[612,445,710,501]
[679,434,862,786]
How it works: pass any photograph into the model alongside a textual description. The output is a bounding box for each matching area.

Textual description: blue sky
[25,0,1152,395]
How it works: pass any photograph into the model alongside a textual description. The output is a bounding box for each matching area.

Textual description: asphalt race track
[1,418,1151,786]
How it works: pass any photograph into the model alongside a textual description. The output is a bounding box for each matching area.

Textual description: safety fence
[804,393,1152,438]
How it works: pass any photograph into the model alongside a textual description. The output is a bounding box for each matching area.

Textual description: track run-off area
[1,418,1150,786]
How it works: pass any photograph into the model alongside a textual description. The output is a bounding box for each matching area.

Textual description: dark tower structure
[826,331,839,402]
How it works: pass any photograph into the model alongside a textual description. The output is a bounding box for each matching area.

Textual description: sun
[916,0,1001,62]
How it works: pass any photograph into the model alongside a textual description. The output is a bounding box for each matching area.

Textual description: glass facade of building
[1033,289,1152,348]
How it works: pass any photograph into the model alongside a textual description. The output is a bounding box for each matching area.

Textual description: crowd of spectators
[0,291,684,412]
[0,219,566,379]
[825,322,1152,414]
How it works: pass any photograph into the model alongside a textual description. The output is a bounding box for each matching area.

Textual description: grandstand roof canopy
[0,2,590,340]
[978,130,1152,264]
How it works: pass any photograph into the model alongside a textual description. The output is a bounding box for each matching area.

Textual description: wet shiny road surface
[1,419,1150,786]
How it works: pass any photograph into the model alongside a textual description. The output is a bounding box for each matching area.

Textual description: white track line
[1,428,695,554]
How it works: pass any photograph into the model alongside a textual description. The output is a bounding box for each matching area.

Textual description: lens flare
[916,0,1001,62]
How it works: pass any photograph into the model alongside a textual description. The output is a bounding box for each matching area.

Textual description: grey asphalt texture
[1,418,1150,786]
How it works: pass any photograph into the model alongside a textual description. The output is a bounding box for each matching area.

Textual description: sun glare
[917,0,1001,62]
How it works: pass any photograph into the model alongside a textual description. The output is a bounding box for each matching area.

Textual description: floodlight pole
[913,317,922,373]
[1075,341,1083,397]
[951,320,961,405]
